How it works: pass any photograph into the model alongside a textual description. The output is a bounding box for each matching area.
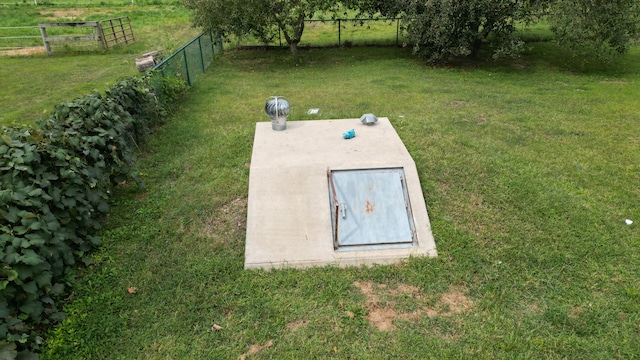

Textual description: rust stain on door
[365,200,375,214]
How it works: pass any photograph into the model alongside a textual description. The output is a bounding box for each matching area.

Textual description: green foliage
[184,0,339,61]
[546,0,640,60]
[350,0,639,63]
[0,5,199,127]
[148,73,189,116]
[403,0,524,63]
[0,74,186,352]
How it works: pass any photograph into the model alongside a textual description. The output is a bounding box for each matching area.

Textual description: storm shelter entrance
[244,117,437,269]
[328,168,417,250]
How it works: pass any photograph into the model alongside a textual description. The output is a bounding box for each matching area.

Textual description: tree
[184,0,338,62]
[403,0,524,63]
[544,0,640,59]
[346,0,525,63]
[351,0,638,63]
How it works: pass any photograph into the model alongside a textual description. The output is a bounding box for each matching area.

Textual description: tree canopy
[545,0,640,59]
[403,0,524,62]
[184,0,338,62]
[184,0,640,63]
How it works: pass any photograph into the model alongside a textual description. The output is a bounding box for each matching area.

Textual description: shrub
[0,74,187,354]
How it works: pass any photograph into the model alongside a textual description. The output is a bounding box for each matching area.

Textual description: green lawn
[39,44,640,358]
[0,4,198,126]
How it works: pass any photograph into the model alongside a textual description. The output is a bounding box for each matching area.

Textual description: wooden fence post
[96,22,106,49]
[38,24,50,54]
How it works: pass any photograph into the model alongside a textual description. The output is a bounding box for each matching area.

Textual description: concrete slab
[245,117,437,269]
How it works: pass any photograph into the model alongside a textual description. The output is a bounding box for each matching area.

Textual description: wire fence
[0,24,101,51]
[149,31,221,102]
[232,18,405,49]
[2,16,403,51]
[0,26,41,50]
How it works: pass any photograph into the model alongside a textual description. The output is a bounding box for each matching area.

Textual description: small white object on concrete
[244,117,437,270]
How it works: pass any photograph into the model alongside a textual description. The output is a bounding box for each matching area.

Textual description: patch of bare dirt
[202,197,247,239]
[568,306,584,319]
[366,305,399,331]
[0,47,46,57]
[353,282,475,332]
[432,286,474,316]
[238,340,273,360]
[450,100,468,107]
[511,59,530,69]
[477,113,488,125]
[528,303,541,314]
[600,80,628,85]
[39,9,86,18]
[286,320,308,331]
[394,284,422,296]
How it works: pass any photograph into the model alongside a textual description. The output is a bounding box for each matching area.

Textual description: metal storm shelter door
[328,168,417,250]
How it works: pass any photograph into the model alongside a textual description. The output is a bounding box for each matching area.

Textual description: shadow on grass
[224,41,640,79]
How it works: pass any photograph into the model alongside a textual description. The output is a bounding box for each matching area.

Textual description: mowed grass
[0,4,198,126]
[38,44,640,359]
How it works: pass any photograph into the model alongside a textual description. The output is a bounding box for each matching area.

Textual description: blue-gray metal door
[328,168,417,250]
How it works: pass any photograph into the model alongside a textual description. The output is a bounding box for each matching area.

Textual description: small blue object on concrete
[343,129,356,139]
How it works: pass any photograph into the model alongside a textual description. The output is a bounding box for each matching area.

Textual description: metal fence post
[338,19,341,46]
[198,36,205,73]
[183,48,191,86]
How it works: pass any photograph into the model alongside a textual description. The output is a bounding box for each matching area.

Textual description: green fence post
[198,35,205,73]
[183,49,191,86]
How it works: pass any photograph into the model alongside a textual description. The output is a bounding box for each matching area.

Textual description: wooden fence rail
[38,17,134,54]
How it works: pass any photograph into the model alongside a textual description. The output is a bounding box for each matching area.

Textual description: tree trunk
[469,21,484,59]
[470,38,482,59]
[290,40,300,65]
[279,16,304,64]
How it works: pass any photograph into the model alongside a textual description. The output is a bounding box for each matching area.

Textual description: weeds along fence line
[0,32,219,356]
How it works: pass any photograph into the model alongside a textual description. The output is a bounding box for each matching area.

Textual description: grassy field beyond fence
[0,4,198,126]
[39,44,640,358]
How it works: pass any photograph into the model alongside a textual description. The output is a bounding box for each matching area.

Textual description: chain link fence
[148,31,221,106]
[152,31,221,87]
